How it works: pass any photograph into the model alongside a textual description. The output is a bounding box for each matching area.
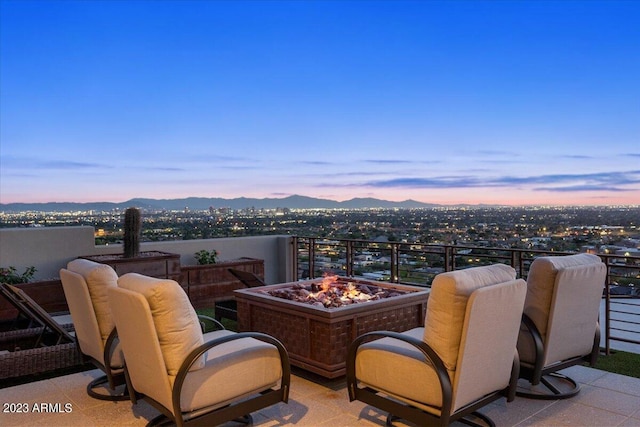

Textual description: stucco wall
[0,226,293,284]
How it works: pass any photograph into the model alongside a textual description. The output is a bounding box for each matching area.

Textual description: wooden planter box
[180,258,264,309]
[235,277,429,378]
[80,251,181,281]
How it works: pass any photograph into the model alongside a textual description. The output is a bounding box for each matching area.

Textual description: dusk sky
[1,0,639,207]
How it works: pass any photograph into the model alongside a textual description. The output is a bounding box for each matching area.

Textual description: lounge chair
[60,259,127,400]
[109,272,290,426]
[347,264,526,426]
[517,253,606,399]
[0,283,74,347]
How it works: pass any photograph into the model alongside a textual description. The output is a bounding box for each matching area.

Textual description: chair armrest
[171,332,291,419]
[589,321,600,366]
[102,327,124,389]
[103,327,120,365]
[197,315,225,332]
[346,330,452,418]
[521,313,545,384]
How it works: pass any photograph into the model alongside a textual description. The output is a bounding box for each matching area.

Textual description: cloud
[0,156,114,170]
[535,185,630,192]
[364,176,489,189]
[560,155,595,160]
[138,166,185,172]
[362,170,640,192]
[301,161,333,166]
[364,159,440,165]
[39,160,113,169]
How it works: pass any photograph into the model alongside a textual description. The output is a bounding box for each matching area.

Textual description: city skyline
[1,0,639,207]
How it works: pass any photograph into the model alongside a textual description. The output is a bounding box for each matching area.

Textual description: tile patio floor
[1,365,639,426]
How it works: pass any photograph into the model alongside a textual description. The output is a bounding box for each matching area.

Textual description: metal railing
[291,237,640,354]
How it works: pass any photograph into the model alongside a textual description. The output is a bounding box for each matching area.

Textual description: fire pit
[264,275,413,308]
[235,276,429,378]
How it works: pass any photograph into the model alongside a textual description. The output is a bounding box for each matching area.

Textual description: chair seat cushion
[67,259,118,344]
[355,328,443,415]
[118,273,205,375]
[177,330,283,412]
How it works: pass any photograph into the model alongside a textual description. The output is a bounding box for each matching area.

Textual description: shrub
[194,249,218,265]
[0,266,36,284]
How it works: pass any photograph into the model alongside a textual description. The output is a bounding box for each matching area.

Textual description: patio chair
[109,273,290,427]
[59,259,127,401]
[517,253,606,399]
[213,268,266,323]
[347,264,526,426]
[0,283,74,347]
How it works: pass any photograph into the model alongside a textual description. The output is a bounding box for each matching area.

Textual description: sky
[1,0,639,207]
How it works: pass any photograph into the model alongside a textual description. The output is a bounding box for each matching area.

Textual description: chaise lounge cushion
[423,263,516,371]
[67,258,118,344]
[117,273,205,375]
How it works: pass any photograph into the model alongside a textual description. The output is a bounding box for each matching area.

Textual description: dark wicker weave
[0,342,83,379]
[0,327,45,351]
[0,283,83,379]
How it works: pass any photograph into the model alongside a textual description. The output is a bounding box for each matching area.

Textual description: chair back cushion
[453,278,526,411]
[108,286,173,410]
[117,273,205,376]
[423,263,517,371]
[60,268,105,363]
[66,259,118,345]
[520,253,605,365]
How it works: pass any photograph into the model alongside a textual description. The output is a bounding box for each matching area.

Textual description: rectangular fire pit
[235,277,429,378]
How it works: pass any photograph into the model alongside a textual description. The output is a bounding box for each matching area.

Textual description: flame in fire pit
[264,275,408,308]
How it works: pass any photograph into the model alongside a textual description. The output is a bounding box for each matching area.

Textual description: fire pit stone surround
[235,276,430,378]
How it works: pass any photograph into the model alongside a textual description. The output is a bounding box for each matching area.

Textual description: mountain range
[0,195,445,212]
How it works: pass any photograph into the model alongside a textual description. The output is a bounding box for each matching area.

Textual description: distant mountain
[0,195,441,212]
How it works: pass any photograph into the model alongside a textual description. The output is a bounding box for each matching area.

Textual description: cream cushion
[357,277,526,414]
[452,279,526,410]
[519,254,605,366]
[423,263,516,371]
[117,273,205,375]
[178,330,283,412]
[67,258,118,344]
[523,253,602,341]
[355,328,443,415]
[108,285,284,416]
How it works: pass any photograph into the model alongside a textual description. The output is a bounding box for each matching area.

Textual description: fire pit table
[234,276,430,378]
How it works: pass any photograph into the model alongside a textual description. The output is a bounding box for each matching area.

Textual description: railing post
[511,250,520,277]
[391,243,399,283]
[604,257,611,355]
[444,245,451,272]
[308,237,316,279]
[291,236,298,281]
[345,240,353,277]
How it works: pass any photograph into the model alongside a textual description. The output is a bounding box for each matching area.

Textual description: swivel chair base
[516,372,581,400]
[87,375,129,401]
[148,413,252,427]
[387,411,496,427]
